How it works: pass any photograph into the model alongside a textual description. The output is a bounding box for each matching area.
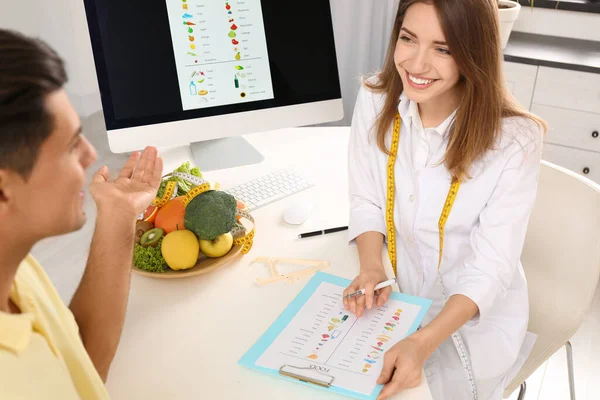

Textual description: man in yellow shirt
[0,29,163,399]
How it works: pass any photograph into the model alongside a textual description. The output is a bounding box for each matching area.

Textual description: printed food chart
[243,275,431,398]
[165,0,274,110]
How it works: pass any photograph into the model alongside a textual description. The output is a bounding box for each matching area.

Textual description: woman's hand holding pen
[343,264,392,317]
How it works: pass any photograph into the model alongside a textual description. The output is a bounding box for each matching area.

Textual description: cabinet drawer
[532,104,600,152]
[532,67,600,114]
[542,143,600,185]
[503,62,538,110]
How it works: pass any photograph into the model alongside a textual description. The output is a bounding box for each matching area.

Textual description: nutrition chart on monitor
[166,0,275,110]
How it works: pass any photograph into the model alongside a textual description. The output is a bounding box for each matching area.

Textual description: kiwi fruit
[135,221,154,244]
[140,228,164,248]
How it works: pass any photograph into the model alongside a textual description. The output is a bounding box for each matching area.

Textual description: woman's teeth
[409,74,435,85]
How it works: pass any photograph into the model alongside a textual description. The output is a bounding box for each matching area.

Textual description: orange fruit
[143,205,159,223]
[236,199,248,221]
[155,196,186,234]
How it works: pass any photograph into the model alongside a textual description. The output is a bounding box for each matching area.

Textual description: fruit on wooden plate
[236,199,248,221]
[135,221,154,244]
[199,232,234,258]
[155,196,186,234]
[142,205,159,223]
[161,230,200,270]
[140,228,164,248]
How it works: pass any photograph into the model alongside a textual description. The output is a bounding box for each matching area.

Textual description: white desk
[105,127,432,400]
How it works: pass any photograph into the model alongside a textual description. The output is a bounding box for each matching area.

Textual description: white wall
[513,6,600,42]
[0,0,101,117]
[328,0,397,126]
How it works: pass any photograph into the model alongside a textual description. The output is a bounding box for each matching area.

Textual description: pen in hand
[343,278,398,300]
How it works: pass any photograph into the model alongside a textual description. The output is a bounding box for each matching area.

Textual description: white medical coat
[348,81,541,399]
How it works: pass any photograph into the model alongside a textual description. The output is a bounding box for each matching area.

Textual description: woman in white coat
[343,1,547,399]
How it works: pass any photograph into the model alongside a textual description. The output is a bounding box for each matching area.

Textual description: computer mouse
[283,201,314,225]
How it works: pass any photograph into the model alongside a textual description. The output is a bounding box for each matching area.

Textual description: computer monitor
[83,0,343,171]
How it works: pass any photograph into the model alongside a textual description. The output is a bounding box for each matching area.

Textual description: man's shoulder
[16,255,60,301]
[16,255,74,327]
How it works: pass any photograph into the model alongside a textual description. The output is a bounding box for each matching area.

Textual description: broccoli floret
[184,191,237,240]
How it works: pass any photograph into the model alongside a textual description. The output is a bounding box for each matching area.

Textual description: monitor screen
[84,0,341,131]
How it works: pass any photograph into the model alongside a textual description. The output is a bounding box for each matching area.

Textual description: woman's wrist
[360,262,385,274]
[408,327,438,358]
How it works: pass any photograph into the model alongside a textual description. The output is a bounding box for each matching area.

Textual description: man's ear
[0,169,17,208]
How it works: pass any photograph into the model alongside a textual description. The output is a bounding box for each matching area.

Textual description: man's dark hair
[0,29,68,178]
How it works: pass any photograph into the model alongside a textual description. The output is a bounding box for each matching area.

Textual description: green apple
[199,232,234,258]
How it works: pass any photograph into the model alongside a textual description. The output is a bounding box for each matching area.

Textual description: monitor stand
[189,136,265,172]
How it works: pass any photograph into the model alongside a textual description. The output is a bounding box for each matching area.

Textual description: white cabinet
[504,63,600,185]
[542,143,600,184]
[531,104,600,153]
[503,61,538,109]
[532,67,600,115]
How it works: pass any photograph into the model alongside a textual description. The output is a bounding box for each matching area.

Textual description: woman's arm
[376,123,544,399]
[376,295,478,400]
[345,83,393,316]
[344,231,391,317]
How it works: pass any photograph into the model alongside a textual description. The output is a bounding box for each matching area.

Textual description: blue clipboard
[238,272,432,399]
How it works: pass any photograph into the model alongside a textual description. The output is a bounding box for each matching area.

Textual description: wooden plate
[132,243,243,279]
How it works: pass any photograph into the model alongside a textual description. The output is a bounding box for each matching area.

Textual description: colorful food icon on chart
[231,24,238,30]
[198,90,208,96]
[182,13,193,19]
[232,39,239,45]
[235,52,241,60]
[183,21,196,26]
[234,65,244,70]
[182,4,188,10]
[189,81,197,95]
[229,31,236,38]
[225,3,231,10]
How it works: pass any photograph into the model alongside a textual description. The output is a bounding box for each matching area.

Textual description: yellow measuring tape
[385,112,461,275]
[153,181,178,207]
[385,112,478,399]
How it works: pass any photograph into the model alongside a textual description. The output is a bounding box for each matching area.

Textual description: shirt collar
[398,91,457,138]
[0,270,37,354]
[0,304,34,354]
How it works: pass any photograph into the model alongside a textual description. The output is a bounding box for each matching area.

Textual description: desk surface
[104,127,432,400]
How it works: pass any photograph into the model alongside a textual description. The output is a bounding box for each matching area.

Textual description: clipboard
[238,272,432,399]
[279,364,335,388]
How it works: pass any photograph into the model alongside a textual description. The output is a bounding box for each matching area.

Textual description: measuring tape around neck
[385,112,477,399]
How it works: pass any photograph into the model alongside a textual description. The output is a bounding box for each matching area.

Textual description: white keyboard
[224,168,314,211]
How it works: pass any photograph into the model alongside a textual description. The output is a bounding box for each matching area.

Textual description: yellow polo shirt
[0,255,110,399]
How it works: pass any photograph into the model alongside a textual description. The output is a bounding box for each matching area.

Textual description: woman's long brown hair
[366,0,546,181]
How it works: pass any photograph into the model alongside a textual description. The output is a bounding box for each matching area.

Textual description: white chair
[504,161,600,399]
